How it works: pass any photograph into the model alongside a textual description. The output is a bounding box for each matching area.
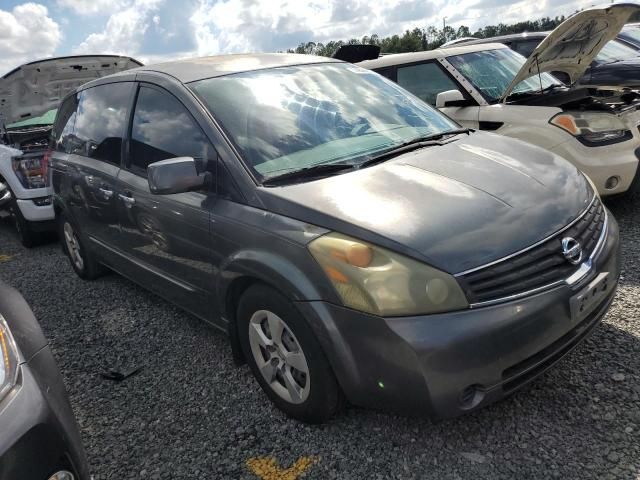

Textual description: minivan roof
[128,53,341,84]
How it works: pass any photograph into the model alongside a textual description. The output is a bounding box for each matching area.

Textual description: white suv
[359,4,640,196]
[0,55,141,246]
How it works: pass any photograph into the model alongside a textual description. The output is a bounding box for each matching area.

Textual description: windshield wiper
[262,162,355,186]
[540,83,565,93]
[359,128,472,168]
[506,83,565,101]
[262,128,471,185]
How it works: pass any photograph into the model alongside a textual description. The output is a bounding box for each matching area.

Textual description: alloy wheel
[248,310,311,404]
[63,222,84,271]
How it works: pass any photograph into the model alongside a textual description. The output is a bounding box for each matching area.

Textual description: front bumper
[550,137,639,196]
[15,198,54,223]
[0,347,89,479]
[298,213,620,418]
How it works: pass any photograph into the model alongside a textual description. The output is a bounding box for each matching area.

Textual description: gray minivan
[50,54,620,423]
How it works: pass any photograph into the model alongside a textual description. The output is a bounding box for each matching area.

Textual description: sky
[0,0,601,76]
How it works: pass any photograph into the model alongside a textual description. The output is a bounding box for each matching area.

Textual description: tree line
[287,15,570,57]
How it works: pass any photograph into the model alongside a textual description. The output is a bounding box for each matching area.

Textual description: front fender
[217,248,340,318]
[217,248,341,365]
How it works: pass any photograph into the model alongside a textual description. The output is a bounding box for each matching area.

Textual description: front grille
[459,198,605,305]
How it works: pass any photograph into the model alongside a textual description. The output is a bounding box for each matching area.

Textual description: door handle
[98,187,114,199]
[118,193,136,207]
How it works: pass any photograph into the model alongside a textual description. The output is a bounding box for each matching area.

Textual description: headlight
[11,151,50,189]
[308,233,469,316]
[0,314,19,401]
[550,112,630,145]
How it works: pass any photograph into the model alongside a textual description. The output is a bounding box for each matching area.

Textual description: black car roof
[125,53,342,84]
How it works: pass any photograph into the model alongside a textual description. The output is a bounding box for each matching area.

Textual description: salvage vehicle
[358,4,640,196]
[0,55,142,247]
[0,280,89,479]
[51,53,619,423]
[449,31,640,91]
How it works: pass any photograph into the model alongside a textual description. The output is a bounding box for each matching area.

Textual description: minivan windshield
[189,62,459,181]
[447,48,560,102]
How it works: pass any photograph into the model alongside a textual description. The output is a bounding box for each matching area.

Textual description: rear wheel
[238,284,343,423]
[58,213,105,280]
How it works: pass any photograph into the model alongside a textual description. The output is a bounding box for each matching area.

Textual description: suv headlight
[550,112,630,145]
[308,233,469,316]
[0,314,19,401]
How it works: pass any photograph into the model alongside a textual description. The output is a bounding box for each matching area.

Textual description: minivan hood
[258,132,593,274]
[502,3,640,101]
[0,55,142,126]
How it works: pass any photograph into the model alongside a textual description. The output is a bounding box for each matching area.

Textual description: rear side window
[397,62,460,105]
[52,95,78,153]
[511,40,540,58]
[72,82,133,164]
[129,86,213,174]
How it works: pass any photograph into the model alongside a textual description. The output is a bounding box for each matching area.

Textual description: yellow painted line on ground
[0,254,13,263]
[246,456,318,480]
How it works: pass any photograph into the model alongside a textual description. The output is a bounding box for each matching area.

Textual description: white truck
[0,55,142,246]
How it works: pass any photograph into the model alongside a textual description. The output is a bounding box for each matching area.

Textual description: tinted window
[511,40,540,58]
[397,62,460,105]
[215,159,242,201]
[72,83,132,164]
[52,95,78,153]
[129,86,213,173]
[374,67,394,80]
[190,63,458,181]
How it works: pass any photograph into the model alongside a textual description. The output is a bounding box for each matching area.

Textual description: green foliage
[286,15,568,57]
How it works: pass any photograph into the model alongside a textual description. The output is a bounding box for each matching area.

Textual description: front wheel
[10,199,41,248]
[238,284,344,423]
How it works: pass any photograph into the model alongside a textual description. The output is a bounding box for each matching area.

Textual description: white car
[0,55,142,246]
[359,4,640,196]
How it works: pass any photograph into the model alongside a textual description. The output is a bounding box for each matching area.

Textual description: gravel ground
[0,192,639,480]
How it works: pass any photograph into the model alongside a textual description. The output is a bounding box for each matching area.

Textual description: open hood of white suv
[0,55,142,126]
[501,3,640,101]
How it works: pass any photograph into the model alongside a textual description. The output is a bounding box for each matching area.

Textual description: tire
[10,198,39,248]
[237,284,344,424]
[58,212,105,280]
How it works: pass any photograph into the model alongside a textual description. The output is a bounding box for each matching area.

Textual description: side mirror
[147,157,211,195]
[435,89,473,108]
